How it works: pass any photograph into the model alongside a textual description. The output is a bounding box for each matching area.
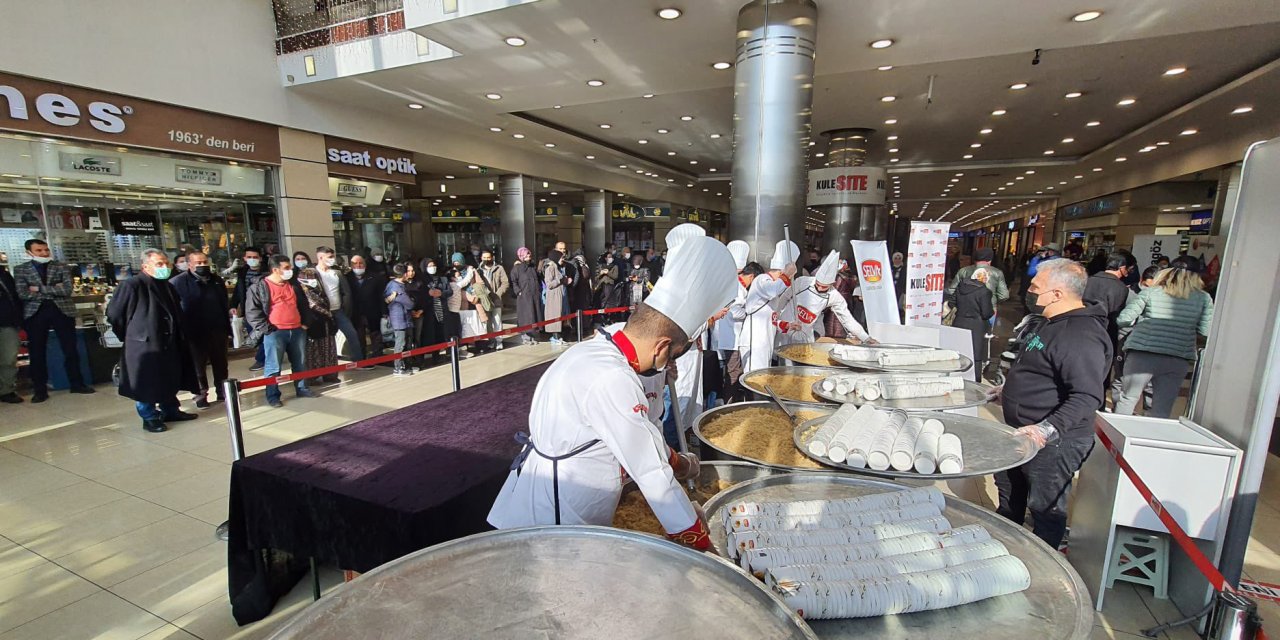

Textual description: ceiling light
[585,155,595,160]
[512,133,525,139]
[870,39,894,49]
[877,65,894,71]
[1180,128,1198,136]
[1060,181,1068,185]
[544,143,556,148]
[1072,10,1102,22]
[1232,106,1253,115]
[1092,167,1103,172]
[963,154,974,159]
[1009,82,1028,90]
[1062,137,1075,143]
[680,115,694,121]
[1043,150,1055,155]
[407,103,424,110]
[586,79,606,87]
[553,105,562,109]
[619,164,628,168]
[970,143,982,148]
[504,36,526,47]
[709,168,717,172]
[667,151,676,156]
[444,175,455,179]
[1025,170,1035,174]
[636,170,645,174]
[815,152,825,157]
[1086,120,1101,127]
[1006,182,1015,186]
[1065,92,1083,99]
[881,95,896,102]
[991,109,1007,116]
[888,148,900,153]
[1074,175,1083,179]
[1139,146,1155,153]
[954,172,964,176]
[979,128,992,134]
[887,135,899,141]
[1015,177,1024,181]
[712,62,732,70]
[710,133,722,139]
[690,160,698,164]
[657,8,682,19]
[657,128,669,134]
[884,118,898,124]
[485,93,502,100]
[1164,66,1187,76]
[950,178,959,183]
[1117,98,1136,106]
[638,139,648,144]
[998,187,1006,191]
[599,124,611,129]
[1156,140,1170,146]
[467,165,480,169]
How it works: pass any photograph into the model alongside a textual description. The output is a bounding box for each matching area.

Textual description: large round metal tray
[811,377,992,411]
[268,526,818,640]
[692,401,835,471]
[741,366,840,405]
[790,410,1036,479]
[777,342,846,368]
[703,474,1093,640]
[828,343,974,374]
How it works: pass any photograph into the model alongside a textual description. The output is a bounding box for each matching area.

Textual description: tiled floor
[0,329,1275,639]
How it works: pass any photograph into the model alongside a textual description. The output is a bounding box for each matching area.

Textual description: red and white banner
[851,240,900,326]
[905,221,951,326]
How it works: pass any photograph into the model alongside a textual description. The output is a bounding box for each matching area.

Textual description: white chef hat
[665,223,706,254]
[768,239,801,270]
[647,236,739,337]
[814,250,840,285]
[726,240,750,271]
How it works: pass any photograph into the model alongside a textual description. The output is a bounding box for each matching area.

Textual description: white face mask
[353,267,366,276]
[623,253,631,260]
[324,257,336,267]
[30,255,52,264]
[176,262,188,271]
[280,269,294,281]
[245,257,261,268]
[372,255,384,262]
[294,259,308,269]
[427,266,438,275]
[299,278,318,288]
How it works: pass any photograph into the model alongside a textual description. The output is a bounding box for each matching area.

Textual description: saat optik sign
[806,166,888,207]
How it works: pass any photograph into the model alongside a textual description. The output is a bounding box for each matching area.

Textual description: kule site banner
[905,221,951,326]
[850,240,901,326]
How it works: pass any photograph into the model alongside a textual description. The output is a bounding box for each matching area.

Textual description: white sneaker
[495,342,504,350]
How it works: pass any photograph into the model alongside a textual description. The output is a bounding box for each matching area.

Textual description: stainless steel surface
[702,460,792,486]
[703,474,1094,640]
[741,366,840,405]
[820,128,878,253]
[777,342,843,367]
[499,174,535,271]
[268,526,818,640]
[763,384,799,425]
[582,191,611,261]
[829,346,975,374]
[693,401,834,471]
[728,0,818,258]
[811,378,992,411]
[791,411,1035,479]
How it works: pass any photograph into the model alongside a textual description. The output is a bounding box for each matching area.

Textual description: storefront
[325,136,420,264]
[430,204,501,262]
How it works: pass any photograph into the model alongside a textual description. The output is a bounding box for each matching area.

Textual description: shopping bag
[459,309,484,338]
[230,315,248,349]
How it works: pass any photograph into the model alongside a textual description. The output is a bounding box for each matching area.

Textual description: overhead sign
[175,164,222,186]
[0,71,280,164]
[58,152,121,176]
[1132,234,1178,269]
[335,182,368,199]
[324,136,418,184]
[1060,197,1118,220]
[806,166,888,206]
[110,212,160,236]
[904,221,951,326]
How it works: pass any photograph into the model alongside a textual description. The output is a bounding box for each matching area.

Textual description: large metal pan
[692,401,834,472]
[741,366,840,405]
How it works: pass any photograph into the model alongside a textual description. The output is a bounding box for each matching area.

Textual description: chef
[488,236,739,550]
[737,239,800,374]
[665,224,714,442]
[712,241,752,399]
[778,250,873,345]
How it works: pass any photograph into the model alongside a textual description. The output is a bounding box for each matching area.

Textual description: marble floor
[0,331,1276,639]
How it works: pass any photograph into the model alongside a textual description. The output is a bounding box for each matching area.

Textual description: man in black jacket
[171,251,231,408]
[0,264,22,403]
[229,246,267,371]
[1083,250,1135,355]
[996,259,1111,549]
[346,255,387,359]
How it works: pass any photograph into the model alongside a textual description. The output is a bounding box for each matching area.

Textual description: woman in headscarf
[568,250,594,333]
[542,249,570,346]
[297,266,338,385]
[951,267,995,382]
[626,252,651,307]
[402,261,428,369]
[418,257,455,364]
[449,252,480,357]
[510,247,541,345]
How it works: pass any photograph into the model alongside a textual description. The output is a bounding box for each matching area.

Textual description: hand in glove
[1014,421,1059,450]
[672,451,701,481]
[984,385,1003,404]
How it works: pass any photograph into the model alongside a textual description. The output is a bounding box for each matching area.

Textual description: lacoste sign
[59,152,122,176]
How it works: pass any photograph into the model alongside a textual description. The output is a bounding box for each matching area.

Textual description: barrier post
[576,310,584,343]
[216,378,245,542]
[449,337,462,392]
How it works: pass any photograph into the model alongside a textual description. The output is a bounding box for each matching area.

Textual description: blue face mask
[152,266,172,280]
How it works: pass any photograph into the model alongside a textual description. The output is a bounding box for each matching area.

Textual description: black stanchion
[216,377,244,542]
[576,309,584,343]
[449,337,462,392]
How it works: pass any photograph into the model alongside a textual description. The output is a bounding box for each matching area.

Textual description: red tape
[236,306,636,390]
[1094,417,1236,594]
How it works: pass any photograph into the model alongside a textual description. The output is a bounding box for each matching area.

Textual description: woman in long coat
[951,268,995,382]
[107,261,200,431]
[542,249,569,345]
[510,247,542,345]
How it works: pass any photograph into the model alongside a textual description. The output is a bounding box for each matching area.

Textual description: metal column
[499,175,536,266]
[583,191,611,259]
[728,0,818,260]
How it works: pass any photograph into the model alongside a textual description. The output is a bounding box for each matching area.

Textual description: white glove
[673,452,701,481]
[1014,421,1059,451]
[984,385,1004,404]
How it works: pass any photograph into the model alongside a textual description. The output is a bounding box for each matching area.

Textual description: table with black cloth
[227,363,550,625]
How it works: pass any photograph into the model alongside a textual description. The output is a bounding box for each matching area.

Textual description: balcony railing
[273,0,406,55]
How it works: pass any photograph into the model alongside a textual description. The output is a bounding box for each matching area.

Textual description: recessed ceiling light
[485,93,502,100]
[585,155,595,160]
[1164,66,1187,76]
[702,188,709,192]
[963,154,974,159]
[657,128,669,134]
[599,124,611,129]
[504,36,526,47]
[1086,120,1101,127]
[638,139,648,144]
[712,62,732,70]
[815,153,825,157]
[1015,177,1024,181]
[1060,181,1068,185]
[586,79,605,87]
[887,148,900,153]
[690,160,698,164]
[1232,106,1253,115]
[1072,10,1103,22]
[1156,140,1170,146]
[1064,92,1083,99]
[1075,175,1084,179]
[991,109,1007,116]
[970,143,982,148]
[1139,146,1155,153]
[890,158,900,163]
[1025,170,1036,174]
[553,105,562,109]
[1009,82,1028,90]
[489,127,503,132]
[870,39,894,49]
[709,168,717,172]
[1093,167,1103,172]
[642,93,655,98]
[881,95,896,102]
[998,187,1006,191]
[1115,157,1127,162]
[619,165,628,168]
[512,133,525,139]
[877,65,894,71]
[884,118,898,124]
[950,178,959,183]
[1062,137,1075,143]
[979,128,992,134]
[544,143,556,148]
[680,115,694,121]
[1180,128,1198,136]
[407,103,424,110]
[667,151,676,156]
[445,175,455,179]
[1117,98,1136,106]
[710,133,722,139]
[1043,150,1055,155]
[657,8,682,20]
[636,169,645,174]
[467,165,480,169]
[887,135,899,141]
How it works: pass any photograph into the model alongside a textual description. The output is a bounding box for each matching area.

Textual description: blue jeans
[253,341,265,367]
[333,309,363,361]
[264,328,308,403]
[136,399,180,420]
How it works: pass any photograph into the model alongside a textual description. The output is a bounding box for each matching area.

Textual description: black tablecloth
[227,363,550,624]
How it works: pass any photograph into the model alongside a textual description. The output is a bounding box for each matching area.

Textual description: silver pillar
[729,0,818,260]
[818,128,886,254]
[499,175,535,268]
[583,191,611,259]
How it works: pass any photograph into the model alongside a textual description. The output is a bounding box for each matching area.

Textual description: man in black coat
[346,255,387,358]
[229,246,267,371]
[106,249,201,432]
[0,264,22,403]
[1083,250,1135,354]
[171,250,231,408]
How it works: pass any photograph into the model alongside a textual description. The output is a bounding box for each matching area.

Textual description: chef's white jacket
[487,324,696,533]
[777,276,871,345]
[736,273,791,374]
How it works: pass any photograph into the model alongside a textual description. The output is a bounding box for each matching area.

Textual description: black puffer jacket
[1002,303,1112,440]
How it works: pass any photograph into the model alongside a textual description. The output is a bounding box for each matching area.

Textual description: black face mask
[194,265,212,278]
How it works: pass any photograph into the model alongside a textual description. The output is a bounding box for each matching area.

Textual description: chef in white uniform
[665,224,713,436]
[737,239,800,374]
[488,236,739,550]
[778,250,873,345]
[714,240,752,355]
